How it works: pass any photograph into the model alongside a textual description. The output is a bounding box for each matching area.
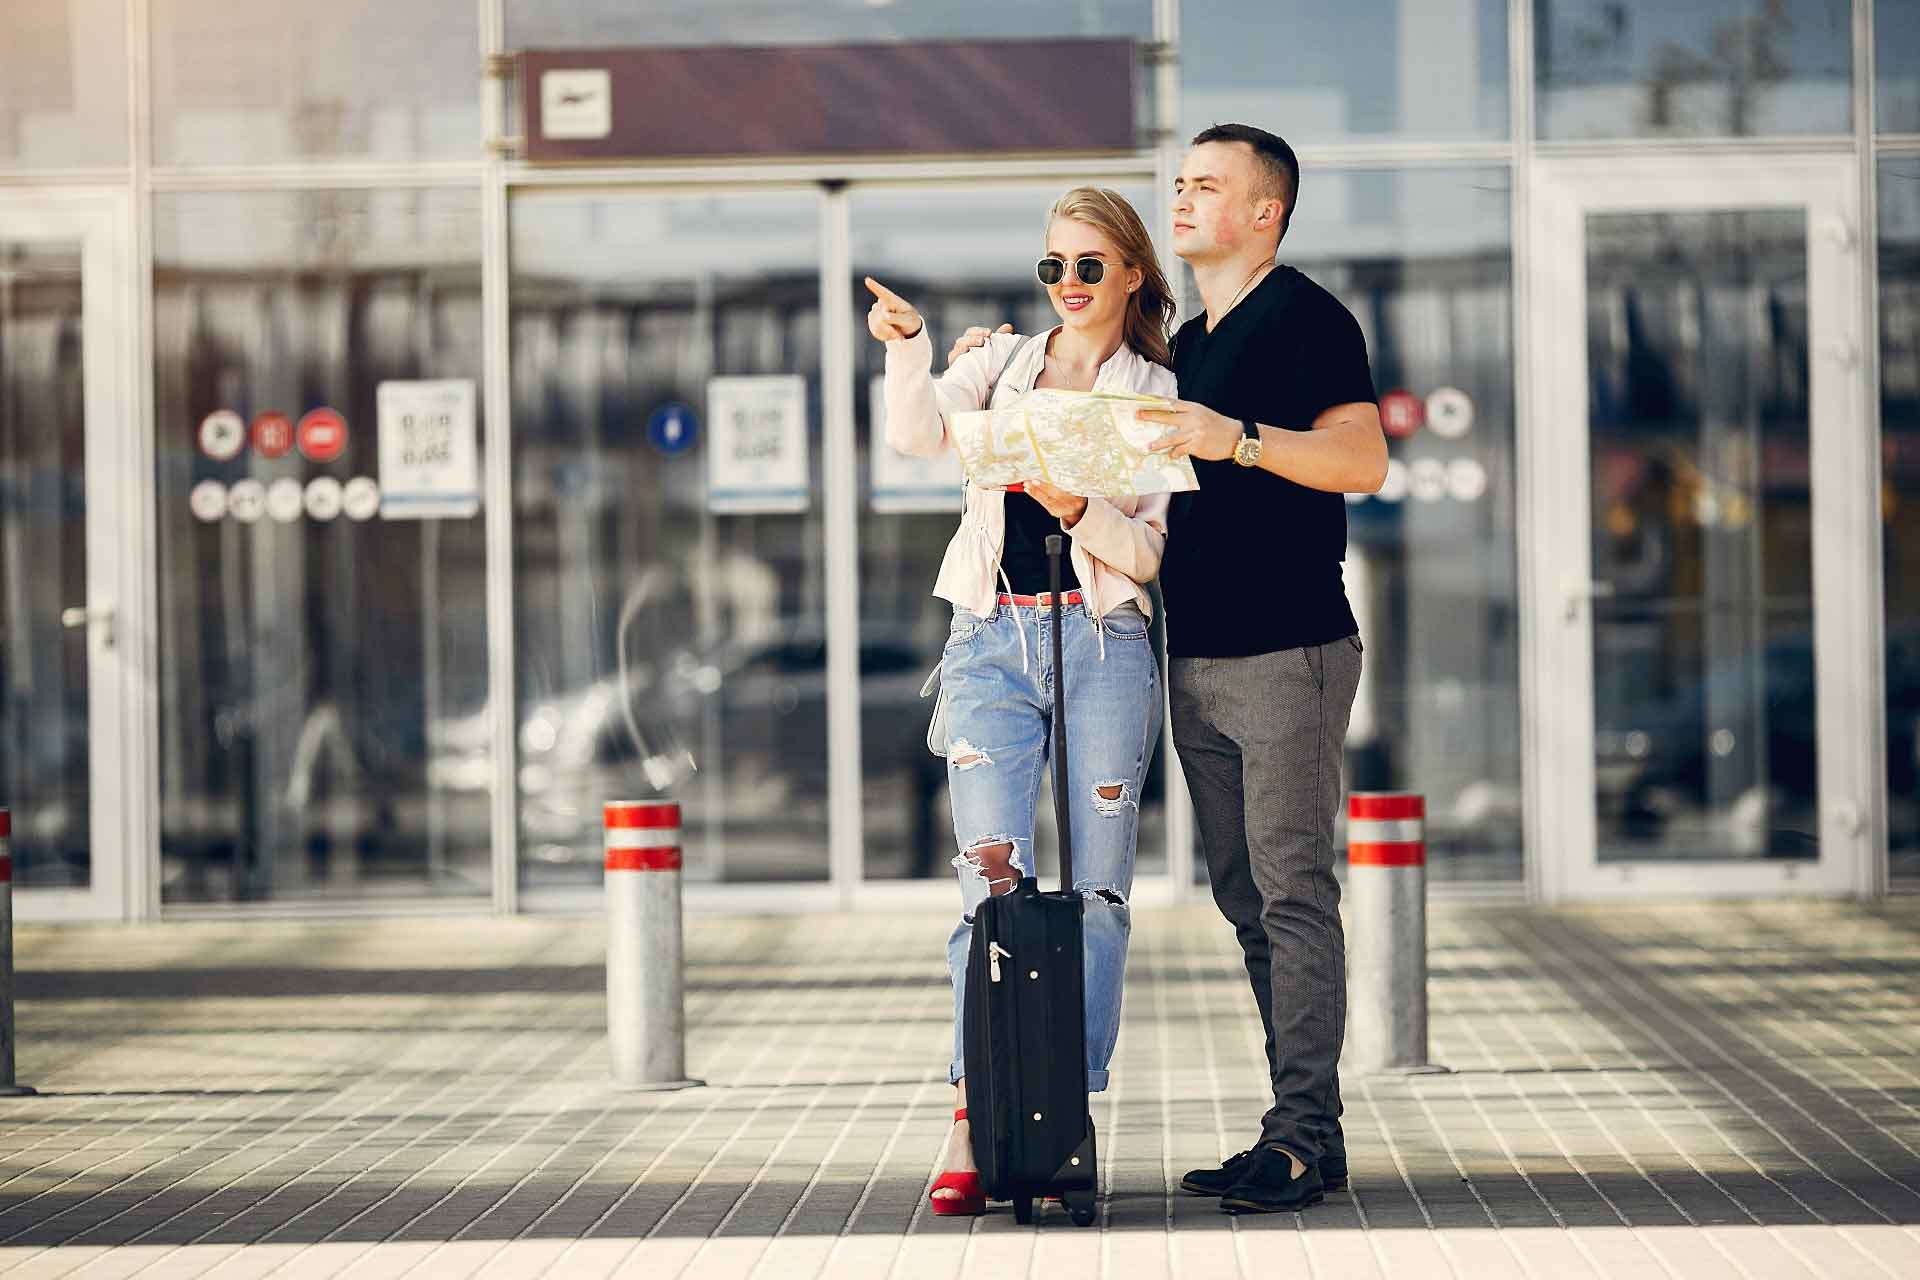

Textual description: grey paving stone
[0,901,1917,1277]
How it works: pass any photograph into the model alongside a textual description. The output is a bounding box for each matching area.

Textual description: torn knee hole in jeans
[948,739,991,770]
[954,837,1023,896]
[1091,780,1134,816]
[1081,887,1127,909]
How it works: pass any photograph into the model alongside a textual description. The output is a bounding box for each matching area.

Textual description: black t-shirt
[1162,265,1376,659]
[999,490,1081,596]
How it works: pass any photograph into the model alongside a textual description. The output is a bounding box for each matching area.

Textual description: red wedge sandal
[928,1108,986,1217]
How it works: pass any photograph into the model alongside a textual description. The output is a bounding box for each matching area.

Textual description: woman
[864,187,1178,1217]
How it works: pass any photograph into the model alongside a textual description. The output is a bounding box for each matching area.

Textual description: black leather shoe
[1220,1146,1325,1214]
[1320,1150,1348,1192]
[1179,1149,1254,1196]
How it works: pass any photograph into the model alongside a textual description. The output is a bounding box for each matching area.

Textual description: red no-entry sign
[297,408,348,463]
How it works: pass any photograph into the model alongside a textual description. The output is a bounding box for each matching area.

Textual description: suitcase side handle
[1046,534,1073,893]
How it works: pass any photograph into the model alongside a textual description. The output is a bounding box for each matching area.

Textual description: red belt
[997,590,1085,607]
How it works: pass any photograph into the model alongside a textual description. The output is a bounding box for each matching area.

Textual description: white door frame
[1,189,145,923]
[1521,153,1878,903]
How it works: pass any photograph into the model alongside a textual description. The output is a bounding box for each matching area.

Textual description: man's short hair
[1190,123,1299,241]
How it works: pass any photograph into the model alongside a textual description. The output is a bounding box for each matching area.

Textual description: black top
[1162,265,1377,659]
[999,490,1081,595]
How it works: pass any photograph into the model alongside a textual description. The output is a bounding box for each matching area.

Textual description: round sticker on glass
[342,476,381,521]
[1411,458,1447,503]
[1447,458,1489,502]
[251,411,295,459]
[198,410,245,462]
[297,408,348,463]
[1426,387,1475,440]
[305,476,344,521]
[228,479,267,523]
[1380,390,1425,440]
[189,480,229,522]
[267,477,304,523]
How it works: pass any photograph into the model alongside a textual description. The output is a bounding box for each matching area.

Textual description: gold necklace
[1217,258,1274,324]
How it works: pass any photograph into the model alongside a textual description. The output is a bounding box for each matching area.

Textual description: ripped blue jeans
[938,598,1161,1092]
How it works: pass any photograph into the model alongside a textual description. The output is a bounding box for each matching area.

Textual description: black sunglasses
[1036,255,1107,287]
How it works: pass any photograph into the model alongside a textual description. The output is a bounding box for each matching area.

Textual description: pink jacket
[882,326,1178,624]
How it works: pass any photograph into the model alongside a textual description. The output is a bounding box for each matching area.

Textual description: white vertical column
[820,185,864,906]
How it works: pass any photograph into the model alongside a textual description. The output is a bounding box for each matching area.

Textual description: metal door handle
[61,603,117,648]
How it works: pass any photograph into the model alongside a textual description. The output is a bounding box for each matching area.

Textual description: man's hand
[1140,400,1242,462]
[948,323,1012,367]
[1023,479,1089,529]
[864,277,923,343]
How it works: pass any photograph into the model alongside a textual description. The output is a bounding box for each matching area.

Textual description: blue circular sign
[647,402,699,456]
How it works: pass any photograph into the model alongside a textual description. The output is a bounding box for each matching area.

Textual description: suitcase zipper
[988,941,1012,983]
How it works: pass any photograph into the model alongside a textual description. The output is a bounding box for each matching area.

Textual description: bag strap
[983,331,1046,405]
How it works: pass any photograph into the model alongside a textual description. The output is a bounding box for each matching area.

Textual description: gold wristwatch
[1232,420,1263,468]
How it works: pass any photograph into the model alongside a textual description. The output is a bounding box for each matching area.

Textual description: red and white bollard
[1346,793,1443,1075]
[604,801,700,1091]
[1,808,34,1096]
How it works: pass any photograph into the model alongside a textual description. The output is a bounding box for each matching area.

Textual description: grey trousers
[1170,635,1363,1164]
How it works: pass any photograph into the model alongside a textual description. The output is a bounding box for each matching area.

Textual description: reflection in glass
[1536,0,1852,140]
[1585,210,1816,862]
[154,190,490,903]
[0,241,90,887]
[850,185,1167,884]
[1880,158,1920,878]
[509,0,1150,46]
[151,1,478,164]
[1181,0,1508,144]
[1877,0,1920,133]
[1282,169,1521,882]
[510,193,827,886]
[0,0,127,168]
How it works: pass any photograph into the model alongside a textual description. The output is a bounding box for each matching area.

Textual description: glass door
[0,191,138,921]
[1524,155,1878,900]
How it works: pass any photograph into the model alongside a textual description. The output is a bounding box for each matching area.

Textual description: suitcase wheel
[1012,1196,1035,1225]
[1061,1186,1097,1228]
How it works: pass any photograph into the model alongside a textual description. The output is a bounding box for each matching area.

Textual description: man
[1139,124,1387,1214]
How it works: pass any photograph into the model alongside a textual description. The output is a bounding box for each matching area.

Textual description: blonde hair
[1045,187,1176,370]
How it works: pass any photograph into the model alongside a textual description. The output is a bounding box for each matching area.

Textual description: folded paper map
[949,389,1199,497]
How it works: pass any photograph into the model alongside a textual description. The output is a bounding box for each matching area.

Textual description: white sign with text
[868,375,964,514]
[377,380,479,520]
[706,375,810,515]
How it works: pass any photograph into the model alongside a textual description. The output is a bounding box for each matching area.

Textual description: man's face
[1170,140,1279,262]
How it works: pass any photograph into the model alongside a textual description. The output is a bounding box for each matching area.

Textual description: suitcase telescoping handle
[1046,534,1073,892]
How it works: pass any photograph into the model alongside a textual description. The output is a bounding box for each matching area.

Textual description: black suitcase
[962,534,1098,1228]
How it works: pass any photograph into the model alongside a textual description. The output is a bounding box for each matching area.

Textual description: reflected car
[444,620,951,879]
[1595,626,1920,856]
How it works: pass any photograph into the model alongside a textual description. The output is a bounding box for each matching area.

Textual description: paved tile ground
[2,899,1919,1277]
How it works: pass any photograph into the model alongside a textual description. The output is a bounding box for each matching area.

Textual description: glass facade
[153,189,491,903]
[0,1,1911,915]
[1278,168,1522,881]
[1536,0,1853,139]
[1877,0,1920,134]
[1882,156,1920,879]
[510,192,829,887]
[0,241,89,886]
[1182,0,1509,144]
[0,0,126,168]
[151,1,479,164]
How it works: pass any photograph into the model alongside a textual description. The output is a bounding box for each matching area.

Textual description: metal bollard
[1,808,36,1096]
[604,801,701,1091]
[1346,792,1445,1075]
